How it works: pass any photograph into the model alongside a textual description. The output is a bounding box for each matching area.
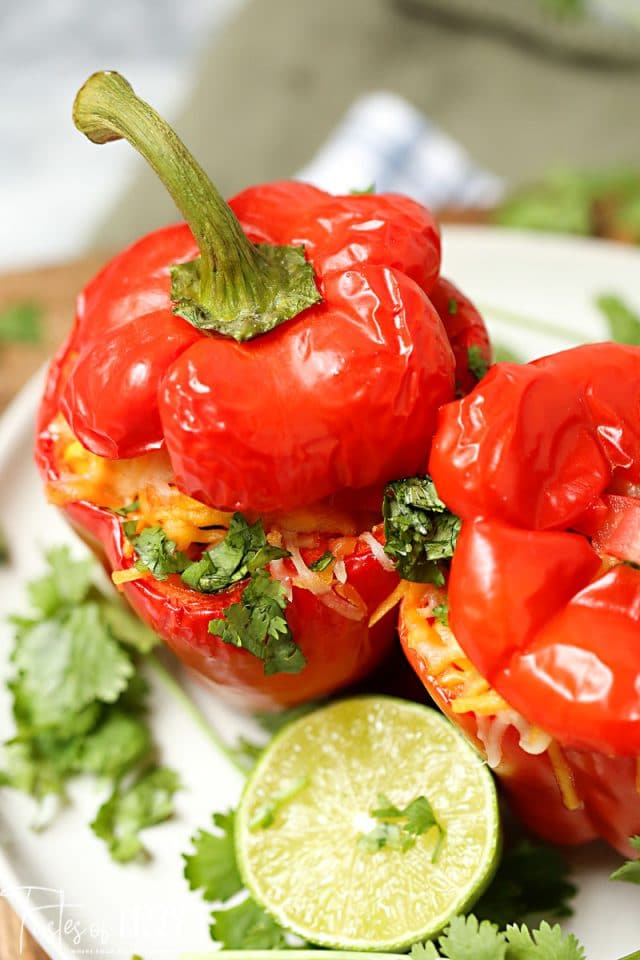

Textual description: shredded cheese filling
[47,416,390,620]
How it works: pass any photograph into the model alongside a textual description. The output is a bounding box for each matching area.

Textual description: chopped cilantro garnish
[308,550,333,572]
[0,301,43,344]
[250,775,308,830]
[208,570,306,675]
[432,601,449,627]
[467,345,490,381]
[596,294,640,346]
[447,297,458,316]
[0,546,178,860]
[181,512,288,593]
[114,499,140,516]
[383,476,460,584]
[610,836,640,885]
[359,792,444,860]
[132,526,190,579]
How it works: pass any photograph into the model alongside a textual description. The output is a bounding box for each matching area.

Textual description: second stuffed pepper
[396,343,640,856]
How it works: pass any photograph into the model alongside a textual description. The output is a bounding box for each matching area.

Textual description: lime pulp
[235,695,500,952]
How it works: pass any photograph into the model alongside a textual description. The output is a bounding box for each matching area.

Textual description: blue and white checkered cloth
[297,91,505,209]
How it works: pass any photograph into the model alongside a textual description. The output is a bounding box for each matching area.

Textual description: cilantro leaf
[209,570,306,675]
[0,301,43,343]
[360,792,444,858]
[383,476,461,584]
[184,811,243,902]
[475,838,576,926]
[467,345,490,381]
[411,943,441,959]
[505,921,585,960]
[27,546,93,616]
[308,550,333,572]
[210,896,288,950]
[1,547,179,862]
[91,766,180,862]
[181,513,288,593]
[610,836,640,885]
[132,527,190,579]
[12,603,133,728]
[432,602,449,627]
[114,499,140,516]
[447,297,458,316]
[249,775,308,830]
[596,294,640,345]
[438,915,506,960]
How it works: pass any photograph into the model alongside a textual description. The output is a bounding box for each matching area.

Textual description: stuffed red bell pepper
[35,71,490,710]
[395,343,640,856]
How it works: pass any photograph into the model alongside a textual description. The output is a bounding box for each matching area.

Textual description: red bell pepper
[36,72,490,710]
[399,343,640,854]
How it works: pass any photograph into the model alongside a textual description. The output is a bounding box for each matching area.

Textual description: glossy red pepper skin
[430,344,640,756]
[427,277,492,395]
[56,182,455,514]
[399,603,639,857]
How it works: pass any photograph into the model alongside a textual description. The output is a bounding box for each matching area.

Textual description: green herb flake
[0,301,43,344]
[308,550,333,572]
[432,602,449,627]
[448,297,458,316]
[250,775,308,830]
[383,476,461,584]
[467,345,490,381]
[596,294,640,346]
[114,499,140,517]
[132,526,190,580]
[209,570,306,676]
[181,512,288,593]
[359,792,444,860]
[610,836,640,885]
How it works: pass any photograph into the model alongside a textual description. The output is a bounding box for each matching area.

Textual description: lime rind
[235,695,501,952]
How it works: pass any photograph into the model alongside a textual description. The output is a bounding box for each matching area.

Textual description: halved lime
[235,695,500,952]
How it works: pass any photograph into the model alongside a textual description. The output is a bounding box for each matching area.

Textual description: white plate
[1,226,640,960]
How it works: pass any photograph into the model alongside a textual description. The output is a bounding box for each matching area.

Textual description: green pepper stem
[73,72,320,341]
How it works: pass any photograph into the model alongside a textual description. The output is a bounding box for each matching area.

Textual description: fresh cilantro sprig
[0,547,179,862]
[184,809,292,951]
[128,514,304,675]
[209,570,306,675]
[359,793,444,860]
[610,836,640,885]
[133,526,190,580]
[383,476,461,584]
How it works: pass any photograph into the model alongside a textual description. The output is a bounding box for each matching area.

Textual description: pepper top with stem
[73,71,321,341]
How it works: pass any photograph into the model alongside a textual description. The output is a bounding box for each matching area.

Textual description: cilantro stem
[617,952,640,960]
[147,654,248,775]
[479,303,585,345]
